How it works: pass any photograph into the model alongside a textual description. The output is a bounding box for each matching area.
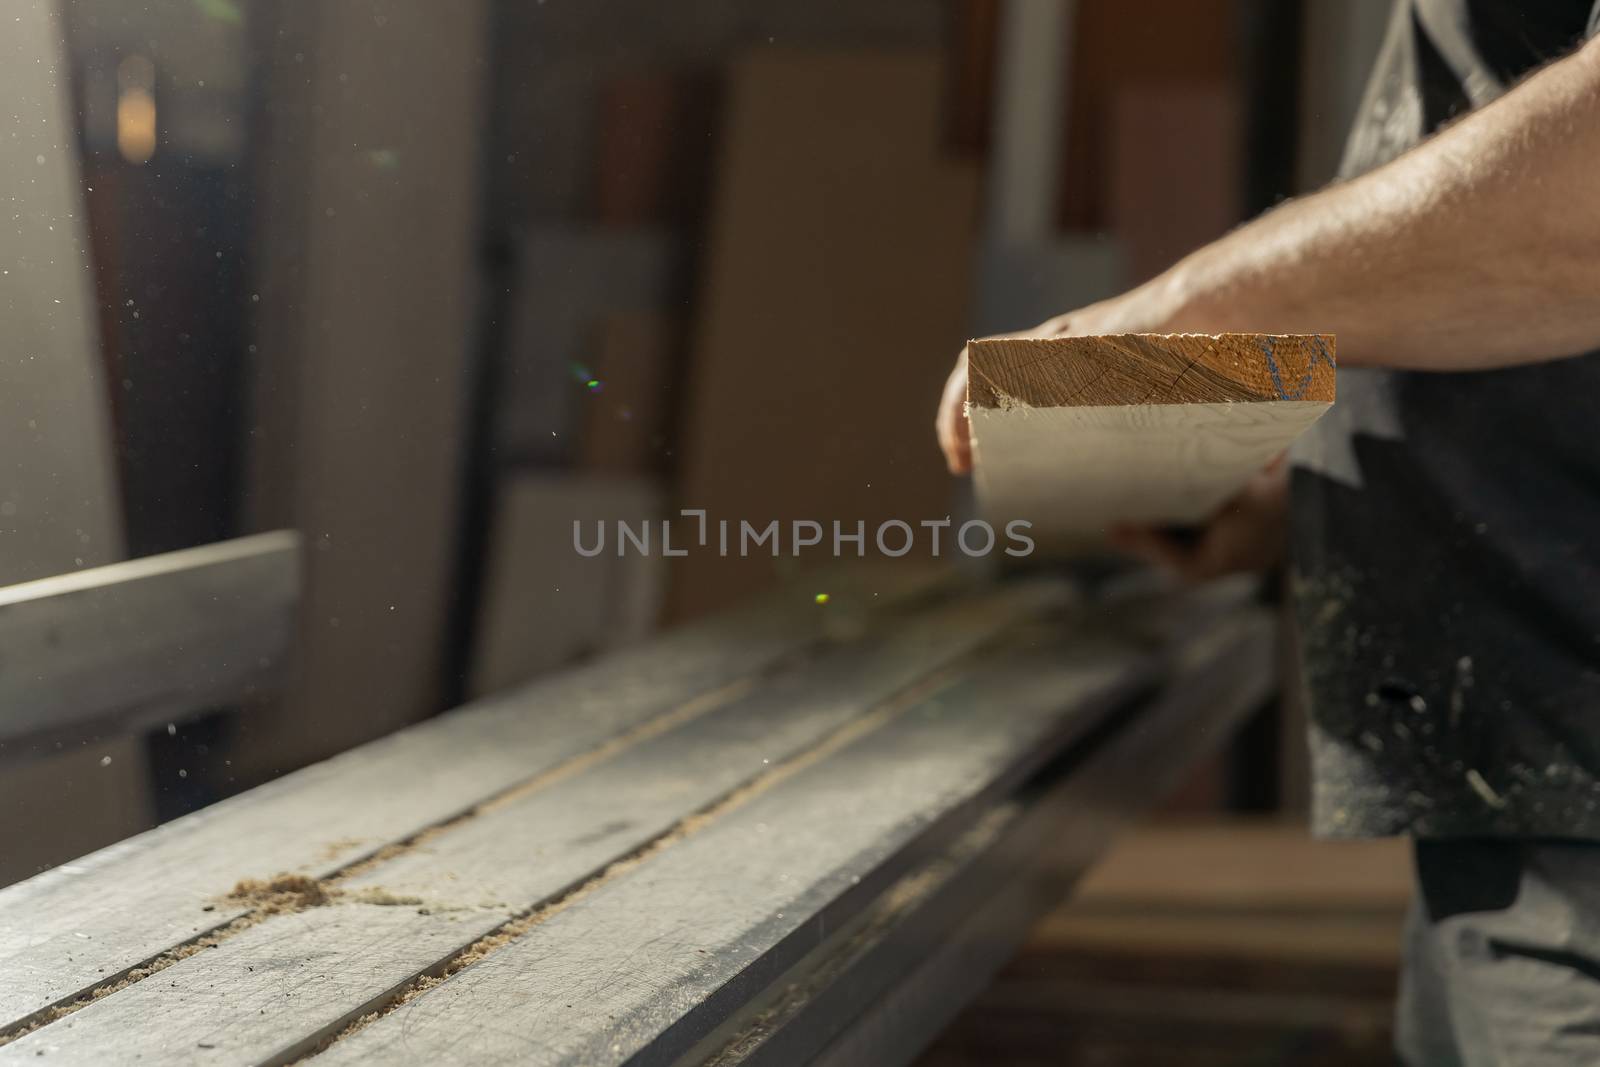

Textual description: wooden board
[1034,819,1410,970]
[1069,819,1411,911]
[0,568,942,1032]
[967,333,1335,538]
[0,587,1060,1065]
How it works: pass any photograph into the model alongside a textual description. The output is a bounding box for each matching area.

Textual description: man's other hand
[935,348,975,475]
[1109,456,1290,583]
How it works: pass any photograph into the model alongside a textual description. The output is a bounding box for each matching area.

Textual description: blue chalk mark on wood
[1260,336,1335,400]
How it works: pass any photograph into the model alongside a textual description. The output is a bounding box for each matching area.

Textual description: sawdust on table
[228,874,331,914]
[228,873,427,912]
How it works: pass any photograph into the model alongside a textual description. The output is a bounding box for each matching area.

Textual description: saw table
[0,568,1273,1066]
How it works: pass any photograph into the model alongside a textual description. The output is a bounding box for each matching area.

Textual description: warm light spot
[116,55,157,164]
[117,88,157,164]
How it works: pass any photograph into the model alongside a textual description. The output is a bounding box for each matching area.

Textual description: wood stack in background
[918,819,1410,1067]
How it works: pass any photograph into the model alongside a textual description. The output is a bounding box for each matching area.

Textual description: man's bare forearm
[1118,37,1600,371]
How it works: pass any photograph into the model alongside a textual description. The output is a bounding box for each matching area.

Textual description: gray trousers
[1398,839,1600,1065]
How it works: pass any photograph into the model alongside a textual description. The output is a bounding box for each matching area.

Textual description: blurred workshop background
[2,1,1409,1062]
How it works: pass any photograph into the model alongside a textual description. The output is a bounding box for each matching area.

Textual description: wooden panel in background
[671,50,981,619]
[968,333,1335,540]
[1070,819,1411,914]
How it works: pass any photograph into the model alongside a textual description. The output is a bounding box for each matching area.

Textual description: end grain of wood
[967,333,1336,409]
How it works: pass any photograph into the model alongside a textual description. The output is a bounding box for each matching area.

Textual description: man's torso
[1291,0,1600,838]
